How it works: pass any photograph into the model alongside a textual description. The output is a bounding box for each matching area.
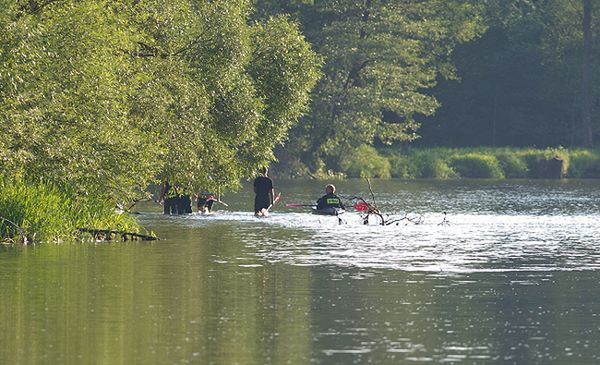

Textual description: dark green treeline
[258,1,600,174]
[419,0,600,150]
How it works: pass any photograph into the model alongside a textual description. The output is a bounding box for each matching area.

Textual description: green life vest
[326,197,341,206]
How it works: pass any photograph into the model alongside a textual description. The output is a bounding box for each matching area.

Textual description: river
[1,179,600,364]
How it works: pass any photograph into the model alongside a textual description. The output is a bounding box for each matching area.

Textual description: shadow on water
[1,179,600,364]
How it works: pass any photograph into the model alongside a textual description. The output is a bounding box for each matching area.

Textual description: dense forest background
[419,0,598,149]
[2,0,600,200]
[257,0,600,175]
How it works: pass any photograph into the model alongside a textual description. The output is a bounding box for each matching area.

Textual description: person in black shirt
[316,184,345,210]
[197,191,215,214]
[196,191,217,214]
[253,166,274,215]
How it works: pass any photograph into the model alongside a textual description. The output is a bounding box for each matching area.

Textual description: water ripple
[159,210,600,273]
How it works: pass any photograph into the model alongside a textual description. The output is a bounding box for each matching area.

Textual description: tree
[0,0,160,201]
[0,0,320,202]
[418,0,600,149]
[262,0,485,170]
[581,0,593,147]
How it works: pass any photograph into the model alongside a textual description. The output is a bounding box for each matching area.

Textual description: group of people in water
[158,182,216,215]
[159,166,345,216]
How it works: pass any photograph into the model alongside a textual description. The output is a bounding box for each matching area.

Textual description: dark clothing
[178,195,192,214]
[162,182,192,215]
[165,195,192,215]
[197,194,215,212]
[253,176,273,212]
[164,197,176,215]
[316,193,344,210]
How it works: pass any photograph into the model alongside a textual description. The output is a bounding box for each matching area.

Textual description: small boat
[311,207,345,216]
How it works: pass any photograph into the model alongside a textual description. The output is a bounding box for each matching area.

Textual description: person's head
[259,166,268,176]
[325,184,335,194]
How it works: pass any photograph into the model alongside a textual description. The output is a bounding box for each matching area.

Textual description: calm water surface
[1,179,600,364]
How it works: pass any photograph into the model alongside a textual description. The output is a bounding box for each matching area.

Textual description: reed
[0,177,139,243]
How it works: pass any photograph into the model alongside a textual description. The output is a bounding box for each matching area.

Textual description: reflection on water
[1,180,600,364]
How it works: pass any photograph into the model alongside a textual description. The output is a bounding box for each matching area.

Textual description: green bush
[518,148,569,178]
[0,178,139,243]
[449,153,505,178]
[305,146,600,180]
[388,154,418,179]
[412,153,457,179]
[339,145,391,178]
[569,150,600,178]
[496,153,528,178]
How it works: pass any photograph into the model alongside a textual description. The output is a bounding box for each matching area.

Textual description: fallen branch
[0,216,28,244]
[76,228,158,241]
[343,179,448,226]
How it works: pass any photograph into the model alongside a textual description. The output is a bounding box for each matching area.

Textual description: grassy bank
[0,178,140,244]
[330,147,600,179]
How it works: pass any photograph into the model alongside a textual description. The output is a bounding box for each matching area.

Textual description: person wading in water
[253,166,274,216]
[316,184,345,212]
[197,191,216,214]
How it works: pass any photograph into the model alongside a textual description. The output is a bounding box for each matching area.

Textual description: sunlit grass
[0,177,140,243]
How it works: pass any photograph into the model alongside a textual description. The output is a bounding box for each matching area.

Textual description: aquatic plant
[0,177,140,244]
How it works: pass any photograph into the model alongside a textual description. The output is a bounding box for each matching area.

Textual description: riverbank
[278,147,600,180]
[0,178,141,244]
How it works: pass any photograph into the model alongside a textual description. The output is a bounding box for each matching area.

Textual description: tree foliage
[0,0,320,202]
[419,0,600,149]
[261,0,485,170]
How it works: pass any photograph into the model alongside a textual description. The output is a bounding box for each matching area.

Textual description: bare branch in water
[342,180,449,227]
[0,216,28,244]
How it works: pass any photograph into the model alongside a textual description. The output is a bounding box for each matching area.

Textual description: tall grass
[0,177,139,243]
[449,153,505,178]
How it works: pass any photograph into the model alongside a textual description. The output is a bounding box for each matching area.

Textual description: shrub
[339,145,391,178]
[569,150,600,178]
[388,154,418,179]
[412,152,457,179]
[496,153,528,178]
[519,148,569,178]
[449,153,505,178]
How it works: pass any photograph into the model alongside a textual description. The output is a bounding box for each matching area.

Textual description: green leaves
[267,0,484,170]
[0,0,320,202]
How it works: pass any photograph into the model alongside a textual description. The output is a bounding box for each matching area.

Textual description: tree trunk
[492,85,498,147]
[581,0,593,147]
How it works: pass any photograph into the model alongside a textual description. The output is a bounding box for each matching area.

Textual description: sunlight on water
[176,208,600,273]
[3,180,600,365]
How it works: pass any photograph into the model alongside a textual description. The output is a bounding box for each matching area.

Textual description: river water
[1,179,600,364]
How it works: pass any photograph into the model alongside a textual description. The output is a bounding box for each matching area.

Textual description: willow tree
[264,0,485,170]
[0,0,162,201]
[0,0,320,202]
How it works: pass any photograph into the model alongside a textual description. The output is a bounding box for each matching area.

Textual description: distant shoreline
[273,147,600,180]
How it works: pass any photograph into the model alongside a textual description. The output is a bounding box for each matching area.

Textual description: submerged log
[76,228,158,241]
[0,216,29,244]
